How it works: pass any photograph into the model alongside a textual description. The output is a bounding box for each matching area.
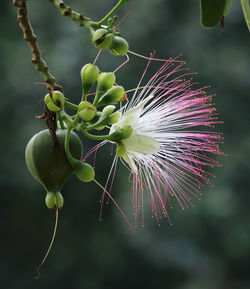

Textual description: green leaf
[241,0,250,31]
[223,0,234,16]
[200,0,225,28]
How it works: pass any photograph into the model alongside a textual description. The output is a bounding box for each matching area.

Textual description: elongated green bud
[92,29,112,49]
[44,91,65,112]
[75,161,95,182]
[94,72,116,106]
[97,86,125,107]
[109,111,120,124]
[81,64,99,95]
[109,36,129,56]
[55,192,64,209]
[78,101,97,121]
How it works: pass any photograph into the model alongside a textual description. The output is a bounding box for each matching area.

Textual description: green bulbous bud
[102,105,116,116]
[109,36,129,56]
[78,101,97,121]
[98,72,116,90]
[92,29,112,49]
[45,192,56,209]
[109,111,120,124]
[116,142,126,157]
[44,91,65,112]
[97,86,125,107]
[81,64,99,95]
[75,161,95,182]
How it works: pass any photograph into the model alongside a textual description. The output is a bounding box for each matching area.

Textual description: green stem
[82,130,109,141]
[95,0,126,26]
[64,127,76,165]
[65,101,79,110]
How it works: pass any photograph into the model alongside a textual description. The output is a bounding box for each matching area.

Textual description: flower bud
[102,105,116,116]
[97,86,125,107]
[44,91,65,112]
[98,72,116,90]
[92,29,112,49]
[78,101,97,121]
[45,192,56,209]
[81,64,99,95]
[109,36,129,56]
[109,111,120,124]
[75,161,95,182]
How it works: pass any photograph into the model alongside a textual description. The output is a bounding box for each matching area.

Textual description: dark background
[1,1,250,288]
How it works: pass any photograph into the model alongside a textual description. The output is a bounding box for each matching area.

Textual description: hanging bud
[97,86,125,107]
[75,161,95,182]
[55,192,64,209]
[78,101,97,121]
[109,36,129,56]
[92,29,112,49]
[44,91,65,112]
[81,63,99,96]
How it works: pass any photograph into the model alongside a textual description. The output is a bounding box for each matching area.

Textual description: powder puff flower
[89,56,223,225]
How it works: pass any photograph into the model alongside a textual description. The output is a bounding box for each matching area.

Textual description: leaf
[200,0,226,28]
[241,0,250,31]
[223,0,234,16]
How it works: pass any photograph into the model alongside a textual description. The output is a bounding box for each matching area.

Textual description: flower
[91,56,223,225]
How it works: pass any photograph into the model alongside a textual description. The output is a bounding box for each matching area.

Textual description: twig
[48,0,92,27]
[13,0,57,87]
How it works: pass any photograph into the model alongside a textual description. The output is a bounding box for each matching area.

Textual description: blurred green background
[1,0,250,288]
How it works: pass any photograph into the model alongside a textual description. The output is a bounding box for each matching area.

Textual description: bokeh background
[1,0,250,288]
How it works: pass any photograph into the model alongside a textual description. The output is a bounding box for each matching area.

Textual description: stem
[65,101,79,110]
[95,0,126,26]
[13,0,57,87]
[49,0,92,27]
[82,130,109,141]
[64,127,76,166]
[35,208,59,279]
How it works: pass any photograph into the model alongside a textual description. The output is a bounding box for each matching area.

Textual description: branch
[13,0,57,88]
[48,0,92,27]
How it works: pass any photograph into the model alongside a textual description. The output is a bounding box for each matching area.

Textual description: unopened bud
[92,29,112,49]
[55,192,64,209]
[78,101,97,121]
[75,161,95,182]
[45,192,56,209]
[109,36,129,56]
[44,91,65,112]
[109,111,120,124]
[98,72,116,90]
[81,63,99,95]
[97,86,125,107]
[102,105,116,116]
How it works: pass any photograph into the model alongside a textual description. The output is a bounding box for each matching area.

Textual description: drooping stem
[13,0,57,87]
[65,101,79,110]
[35,208,59,279]
[48,0,92,27]
[82,130,109,141]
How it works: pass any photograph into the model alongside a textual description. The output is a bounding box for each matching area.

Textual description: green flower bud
[55,192,64,209]
[75,161,95,182]
[116,142,126,157]
[78,101,97,121]
[81,64,99,95]
[45,192,56,209]
[44,91,65,112]
[98,72,116,90]
[92,29,112,49]
[95,125,105,130]
[109,36,129,56]
[102,105,116,116]
[97,86,125,107]
[109,111,120,124]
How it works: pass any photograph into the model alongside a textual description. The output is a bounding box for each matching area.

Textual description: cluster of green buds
[91,28,129,56]
[35,62,129,209]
